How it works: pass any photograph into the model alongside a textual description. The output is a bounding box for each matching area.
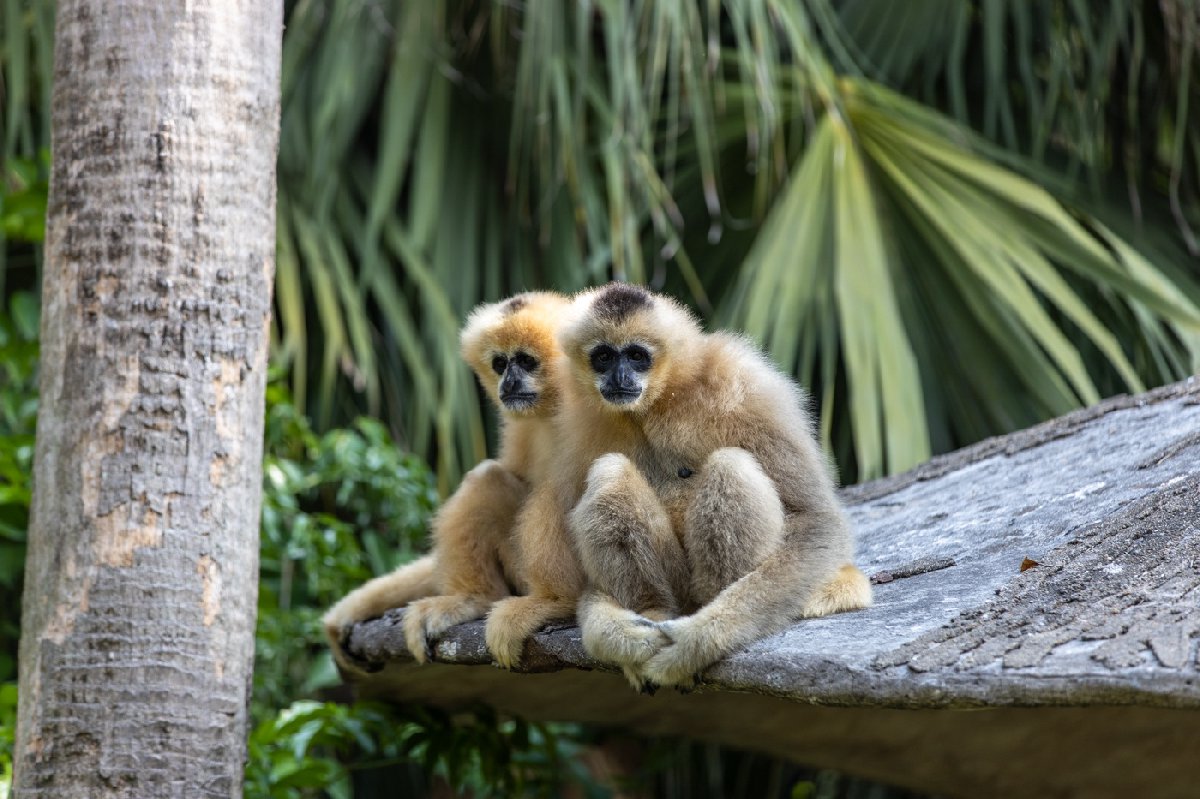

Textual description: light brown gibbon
[480,304,660,668]
[561,283,872,691]
[322,291,569,666]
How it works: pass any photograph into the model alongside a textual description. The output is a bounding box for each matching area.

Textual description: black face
[589,343,652,405]
[493,350,540,410]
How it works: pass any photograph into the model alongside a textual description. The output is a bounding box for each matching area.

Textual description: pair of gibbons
[324,283,871,691]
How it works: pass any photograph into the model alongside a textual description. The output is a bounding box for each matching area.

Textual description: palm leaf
[10,0,1199,488]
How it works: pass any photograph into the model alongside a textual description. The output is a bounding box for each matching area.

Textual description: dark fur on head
[592,283,651,324]
[502,295,529,315]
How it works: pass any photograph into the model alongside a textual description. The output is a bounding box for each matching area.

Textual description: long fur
[481,294,681,667]
[565,284,872,689]
[323,292,569,668]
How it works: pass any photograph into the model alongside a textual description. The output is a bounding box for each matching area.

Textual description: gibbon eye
[513,352,539,372]
[491,355,508,375]
[624,345,652,369]
[677,467,693,479]
[589,345,617,373]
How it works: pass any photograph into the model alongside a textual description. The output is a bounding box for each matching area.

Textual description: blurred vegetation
[5,1,1200,485]
[269,0,1200,485]
[0,291,35,799]
[0,292,36,684]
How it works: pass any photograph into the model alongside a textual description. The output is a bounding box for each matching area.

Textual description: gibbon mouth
[501,392,539,407]
[602,389,642,404]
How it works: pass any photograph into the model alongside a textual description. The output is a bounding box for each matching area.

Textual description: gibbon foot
[639,617,715,689]
[328,624,383,676]
[800,564,873,618]
[615,617,672,693]
[484,594,573,669]
[484,604,528,669]
[403,595,493,663]
[637,679,659,696]
[578,591,673,691]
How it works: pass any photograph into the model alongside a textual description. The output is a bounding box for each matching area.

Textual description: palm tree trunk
[15,1,281,796]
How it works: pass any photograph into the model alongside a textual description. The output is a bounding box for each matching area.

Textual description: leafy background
[268,0,1200,487]
[3,0,1200,796]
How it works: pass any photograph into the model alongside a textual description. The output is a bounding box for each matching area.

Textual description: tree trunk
[15,2,281,796]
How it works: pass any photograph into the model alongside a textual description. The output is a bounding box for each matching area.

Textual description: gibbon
[561,283,872,690]
[322,291,569,666]
[480,302,658,667]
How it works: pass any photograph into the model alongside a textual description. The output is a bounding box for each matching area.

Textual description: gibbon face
[461,292,569,417]
[562,283,702,413]
[587,340,653,405]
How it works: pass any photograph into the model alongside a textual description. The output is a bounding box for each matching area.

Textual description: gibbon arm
[484,482,585,668]
[641,505,867,688]
[571,452,691,691]
[640,416,869,688]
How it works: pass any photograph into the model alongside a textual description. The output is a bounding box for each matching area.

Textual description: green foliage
[250,377,429,789]
[268,0,1200,485]
[248,701,396,799]
[0,291,35,799]
[255,375,437,717]
[0,681,14,799]
[0,0,54,297]
[728,78,1200,474]
[1,154,48,244]
[248,702,601,799]
[6,0,1200,484]
[250,378,603,798]
[0,292,36,683]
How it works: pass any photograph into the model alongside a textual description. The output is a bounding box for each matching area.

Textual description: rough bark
[15,2,281,797]
[340,377,1200,798]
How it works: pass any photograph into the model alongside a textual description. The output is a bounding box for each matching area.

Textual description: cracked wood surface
[341,378,1200,797]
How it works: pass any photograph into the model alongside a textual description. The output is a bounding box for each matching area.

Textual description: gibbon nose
[500,367,524,395]
[614,361,639,391]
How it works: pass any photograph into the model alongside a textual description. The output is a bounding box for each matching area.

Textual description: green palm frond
[832,0,1200,250]
[134,0,1200,485]
[727,75,1200,478]
[5,0,1200,487]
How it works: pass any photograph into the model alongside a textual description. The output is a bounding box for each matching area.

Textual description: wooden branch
[339,378,1200,797]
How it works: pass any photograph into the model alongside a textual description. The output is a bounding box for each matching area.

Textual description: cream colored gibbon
[562,283,871,690]
[480,305,656,668]
[322,292,568,665]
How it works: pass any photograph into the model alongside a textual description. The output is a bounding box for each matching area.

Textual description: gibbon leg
[683,447,785,607]
[572,454,689,618]
[402,459,529,662]
[571,454,687,690]
[683,448,870,618]
[484,484,585,669]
